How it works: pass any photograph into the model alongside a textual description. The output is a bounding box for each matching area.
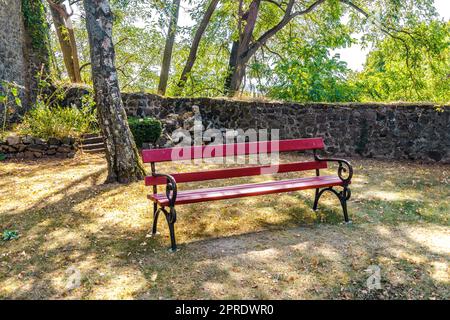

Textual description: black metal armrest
[152,173,177,207]
[315,155,353,184]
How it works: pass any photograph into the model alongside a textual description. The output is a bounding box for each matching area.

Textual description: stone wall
[121,94,450,163]
[0,135,78,159]
[0,0,25,84]
[0,0,26,110]
[0,0,50,120]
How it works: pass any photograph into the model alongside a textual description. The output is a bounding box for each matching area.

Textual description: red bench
[142,138,353,252]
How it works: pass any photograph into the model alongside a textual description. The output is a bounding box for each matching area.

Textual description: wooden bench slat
[148,175,343,206]
[142,138,324,163]
[145,160,327,186]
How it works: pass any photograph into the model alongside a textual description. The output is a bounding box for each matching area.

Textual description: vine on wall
[21,0,50,53]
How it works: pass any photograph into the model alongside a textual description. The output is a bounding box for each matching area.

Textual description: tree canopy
[45,0,448,103]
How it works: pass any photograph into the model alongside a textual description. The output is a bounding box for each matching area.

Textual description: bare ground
[0,153,448,299]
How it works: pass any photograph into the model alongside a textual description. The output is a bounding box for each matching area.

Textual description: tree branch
[339,0,422,97]
[244,0,325,61]
[46,0,69,19]
[261,0,284,11]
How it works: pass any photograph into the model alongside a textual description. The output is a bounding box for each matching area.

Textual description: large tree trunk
[224,0,260,96]
[224,40,242,95]
[223,0,325,96]
[48,0,81,83]
[83,0,146,183]
[49,4,77,82]
[157,0,181,95]
[174,0,220,96]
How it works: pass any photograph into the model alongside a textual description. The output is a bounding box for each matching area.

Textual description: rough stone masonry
[121,94,450,164]
[0,135,77,159]
[0,0,26,89]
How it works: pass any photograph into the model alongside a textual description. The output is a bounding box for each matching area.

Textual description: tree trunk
[50,5,77,82]
[48,0,81,83]
[223,0,260,96]
[83,0,146,184]
[174,0,220,96]
[224,40,241,96]
[157,0,181,95]
[65,15,82,82]
[223,0,325,96]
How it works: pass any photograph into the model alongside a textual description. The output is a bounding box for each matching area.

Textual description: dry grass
[0,153,449,299]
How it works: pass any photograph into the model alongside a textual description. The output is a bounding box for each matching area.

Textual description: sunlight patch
[430,261,449,284]
[364,190,422,201]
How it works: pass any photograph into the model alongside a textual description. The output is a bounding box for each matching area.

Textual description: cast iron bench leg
[162,207,178,252]
[339,187,351,223]
[312,186,351,223]
[313,188,320,211]
[167,220,177,252]
[152,203,160,236]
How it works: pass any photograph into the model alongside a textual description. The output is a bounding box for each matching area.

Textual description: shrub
[128,116,162,148]
[18,100,98,140]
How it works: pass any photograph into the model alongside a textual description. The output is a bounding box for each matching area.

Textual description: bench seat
[148,175,345,206]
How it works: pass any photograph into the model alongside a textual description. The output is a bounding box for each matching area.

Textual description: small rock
[24,151,34,159]
[57,145,71,153]
[47,137,61,146]
[34,138,46,145]
[6,136,20,146]
[46,149,56,155]
[28,144,47,152]
[17,144,26,152]
[33,152,43,158]
[62,137,75,145]
[22,135,34,144]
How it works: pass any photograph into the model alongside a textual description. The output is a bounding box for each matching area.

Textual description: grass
[16,103,98,140]
[0,153,448,299]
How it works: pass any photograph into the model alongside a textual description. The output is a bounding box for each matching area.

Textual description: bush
[18,100,98,140]
[128,116,162,148]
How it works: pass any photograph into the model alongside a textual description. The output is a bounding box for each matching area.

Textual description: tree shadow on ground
[0,155,448,299]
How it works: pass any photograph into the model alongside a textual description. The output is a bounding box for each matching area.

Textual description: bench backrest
[143,138,326,186]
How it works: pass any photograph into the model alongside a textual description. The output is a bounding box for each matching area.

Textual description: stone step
[82,136,104,144]
[82,133,102,139]
[83,148,105,154]
[82,142,105,150]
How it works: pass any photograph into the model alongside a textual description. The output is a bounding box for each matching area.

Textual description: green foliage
[265,40,360,102]
[355,21,450,104]
[0,153,6,161]
[0,81,23,136]
[16,67,98,140]
[21,0,50,52]
[2,230,19,241]
[47,0,447,103]
[19,102,98,140]
[128,116,162,148]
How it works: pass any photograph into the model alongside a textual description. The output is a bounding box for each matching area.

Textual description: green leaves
[355,20,450,103]
[18,102,98,140]
[264,40,359,102]
[48,0,446,102]
[2,230,19,241]
[128,116,162,148]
